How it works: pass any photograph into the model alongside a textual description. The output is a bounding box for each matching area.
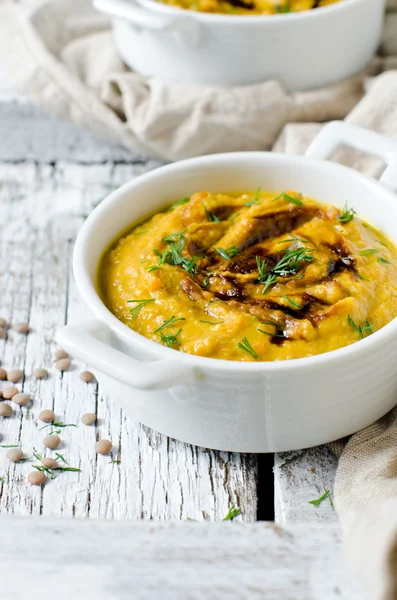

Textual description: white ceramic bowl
[57,122,397,453]
[93,0,385,89]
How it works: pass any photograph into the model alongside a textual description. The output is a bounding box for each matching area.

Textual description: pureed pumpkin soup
[99,189,397,362]
[157,0,341,16]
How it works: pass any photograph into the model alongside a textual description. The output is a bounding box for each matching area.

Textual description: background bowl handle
[56,319,195,391]
[93,0,201,47]
[305,121,397,192]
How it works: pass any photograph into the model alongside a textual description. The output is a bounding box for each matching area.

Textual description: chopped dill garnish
[237,337,258,359]
[309,490,334,510]
[154,316,186,334]
[159,329,182,348]
[281,294,301,308]
[154,231,198,275]
[348,315,375,339]
[257,328,285,339]
[359,248,379,256]
[0,444,20,448]
[378,257,392,265]
[131,229,151,236]
[109,459,121,464]
[338,203,356,223]
[275,3,291,13]
[256,245,314,294]
[244,187,261,206]
[277,235,310,245]
[223,504,242,521]
[162,230,188,243]
[146,265,161,273]
[214,246,240,260]
[40,422,77,431]
[169,197,190,210]
[272,192,303,206]
[229,212,241,223]
[356,272,369,282]
[128,298,155,319]
[202,202,220,223]
[55,452,67,464]
[199,320,225,325]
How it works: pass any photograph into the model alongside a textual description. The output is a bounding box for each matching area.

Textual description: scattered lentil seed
[13,322,29,334]
[80,370,95,383]
[7,448,23,462]
[0,328,6,339]
[41,457,59,469]
[0,367,7,380]
[54,349,69,360]
[28,471,46,485]
[81,413,96,426]
[33,367,48,379]
[7,369,24,383]
[55,358,71,372]
[39,409,55,423]
[2,386,18,399]
[0,318,7,328]
[0,404,13,417]
[12,393,30,406]
[43,434,61,449]
[94,439,112,454]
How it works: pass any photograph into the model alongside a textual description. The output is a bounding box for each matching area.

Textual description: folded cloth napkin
[0,1,397,598]
[0,0,396,161]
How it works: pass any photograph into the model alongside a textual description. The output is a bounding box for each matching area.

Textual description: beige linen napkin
[0,0,397,598]
[1,0,396,161]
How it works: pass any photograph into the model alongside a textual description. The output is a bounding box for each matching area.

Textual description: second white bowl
[94,0,385,89]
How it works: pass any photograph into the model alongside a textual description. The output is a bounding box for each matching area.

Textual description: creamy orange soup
[158,0,341,16]
[99,189,397,362]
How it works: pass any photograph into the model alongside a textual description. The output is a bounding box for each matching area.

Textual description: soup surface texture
[157,0,340,15]
[99,190,397,362]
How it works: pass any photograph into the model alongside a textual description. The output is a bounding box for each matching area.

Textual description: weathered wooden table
[0,78,357,599]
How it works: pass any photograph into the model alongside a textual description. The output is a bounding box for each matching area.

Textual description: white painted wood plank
[0,518,361,600]
[275,446,338,524]
[0,162,258,521]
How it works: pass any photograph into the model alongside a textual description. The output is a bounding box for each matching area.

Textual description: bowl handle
[93,0,201,47]
[305,121,397,192]
[56,319,195,391]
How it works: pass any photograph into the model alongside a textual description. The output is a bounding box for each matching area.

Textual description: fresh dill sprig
[359,248,378,256]
[153,231,198,276]
[378,257,392,265]
[169,197,190,210]
[154,316,186,334]
[131,229,151,236]
[39,422,77,431]
[244,187,261,206]
[199,320,225,325]
[223,504,242,521]
[281,294,301,308]
[214,246,240,260]
[237,337,258,360]
[202,202,220,223]
[128,298,155,319]
[272,192,303,206]
[0,444,20,448]
[309,489,334,510]
[257,328,285,339]
[338,202,356,223]
[256,244,314,294]
[55,452,67,464]
[348,315,375,339]
[159,329,182,348]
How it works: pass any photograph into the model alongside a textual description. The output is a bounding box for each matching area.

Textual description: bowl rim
[74,150,397,373]
[135,0,371,23]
